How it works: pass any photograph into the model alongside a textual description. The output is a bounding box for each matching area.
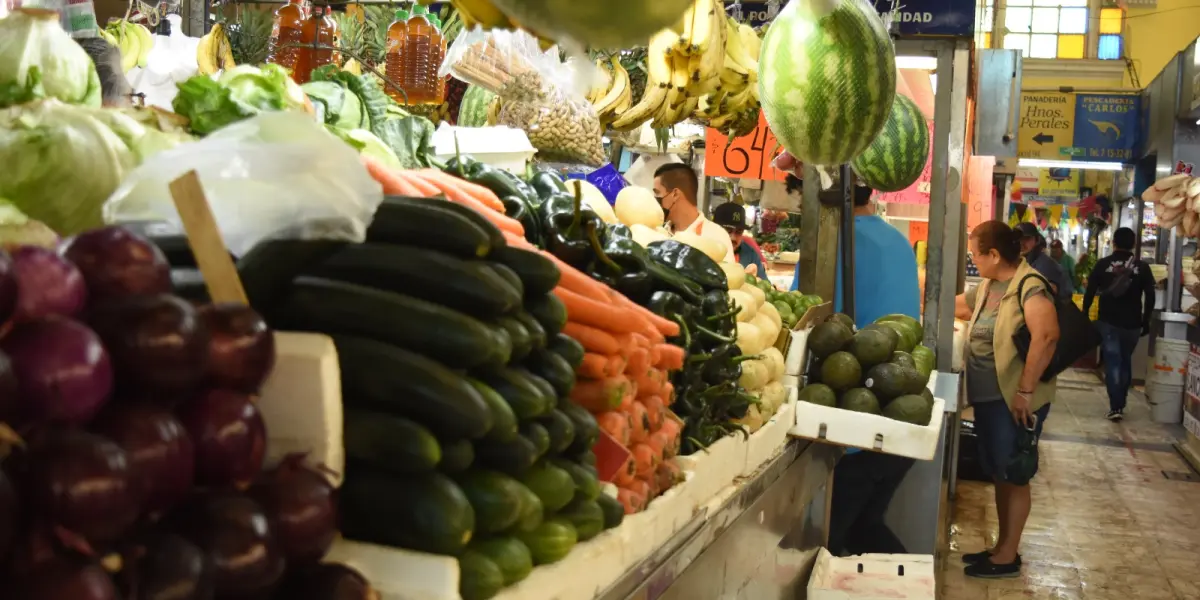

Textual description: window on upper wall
[976,0,995,48]
[1097,7,1124,59]
[1002,0,1089,59]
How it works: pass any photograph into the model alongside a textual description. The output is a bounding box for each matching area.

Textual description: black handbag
[1012,273,1099,381]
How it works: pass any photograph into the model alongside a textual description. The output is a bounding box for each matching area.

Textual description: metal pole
[840,165,856,321]
[798,165,822,294]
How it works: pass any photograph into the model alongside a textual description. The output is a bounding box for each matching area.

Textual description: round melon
[759,0,897,166]
[486,0,693,49]
[851,94,929,192]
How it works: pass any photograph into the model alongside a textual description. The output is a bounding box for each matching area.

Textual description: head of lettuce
[0,8,102,108]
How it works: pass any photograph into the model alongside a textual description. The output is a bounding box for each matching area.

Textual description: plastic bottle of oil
[267,0,306,74]
[404,4,433,104]
[383,8,409,103]
[427,13,447,104]
[291,3,337,84]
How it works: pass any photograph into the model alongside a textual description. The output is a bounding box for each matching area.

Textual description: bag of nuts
[443,28,607,166]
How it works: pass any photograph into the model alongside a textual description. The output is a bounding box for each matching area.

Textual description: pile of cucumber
[238,197,626,600]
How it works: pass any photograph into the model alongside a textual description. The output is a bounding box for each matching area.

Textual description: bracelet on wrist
[1018,389,1035,395]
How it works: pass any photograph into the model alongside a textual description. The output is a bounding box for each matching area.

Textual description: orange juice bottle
[428,13,448,103]
[383,9,409,103]
[404,4,433,104]
[292,4,336,83]
[267,0,305,74]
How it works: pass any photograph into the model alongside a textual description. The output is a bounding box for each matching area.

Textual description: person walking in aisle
[652,163,736,262]
[1082,227,1156,421]
[955,220,1060,578]
[1049,239,1082,294]
[712,203,768,278]
[1015,223,1073,302]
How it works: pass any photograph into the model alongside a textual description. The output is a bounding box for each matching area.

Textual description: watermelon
[851,94,929,192]
[758,0,897,166]
[459,85,496,128]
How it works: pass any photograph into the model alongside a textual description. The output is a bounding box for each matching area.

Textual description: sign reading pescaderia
[728,0,976,36]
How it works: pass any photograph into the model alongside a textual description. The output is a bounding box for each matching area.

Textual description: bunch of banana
[1143,173,1200,237]
[586,56,633,127]
[197,23,238,76]
[99,19,154,73]
[694,19,762,138]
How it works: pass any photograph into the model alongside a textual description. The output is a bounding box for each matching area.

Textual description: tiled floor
[944,369,1200,600]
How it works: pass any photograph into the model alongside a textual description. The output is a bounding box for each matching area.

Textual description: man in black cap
[1015,222,1073,302]
[713,202,767,277]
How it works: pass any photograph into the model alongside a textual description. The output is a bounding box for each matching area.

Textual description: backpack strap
[1016,272,1054,315]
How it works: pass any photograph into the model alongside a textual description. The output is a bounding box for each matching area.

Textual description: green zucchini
[475,435,539,475]
[548,333,585,369]
[516,369,556,415]
[511,483,544,533]
[559,402,599,457]
[489,263,526,299]
[369,196,502,258]
[468,379,518,443]
[343,409,441,474]
[476,368,552,420]
[512,311,547,351]
[470,537,534,586]
[525,293,567,337]
[491,246,561,296]
[237,239,347,312]
[550,458,600,502]
[578,450,597,467]
[596,493,625,529]
[520,462,576,513]
[334,335,493,439]
[557,498,605,541]
[306,244,521,318]
[439,439,475,473]
[520,422,551,459]
[273,277,511,369]
[516,519,577,565]
[458,551,504,600]
[538,410,577,455]
[456,470,527,534]
[524,349,576,398]
[340,463,475,555]
[495,316,532,364]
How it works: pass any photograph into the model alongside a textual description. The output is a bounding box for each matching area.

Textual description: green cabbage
[302,80,366,130]
[327,126,402,169]
[0,8,101,108]
[0,100,191,235]
[173,64,309,135]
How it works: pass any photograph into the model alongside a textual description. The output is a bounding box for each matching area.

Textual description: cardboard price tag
[704,111,790,182]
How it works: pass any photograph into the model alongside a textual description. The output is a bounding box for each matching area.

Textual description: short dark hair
[970,220,1022,265]
[1113,227,1136,250]
[853,185,873,207]
[654,163,698,204]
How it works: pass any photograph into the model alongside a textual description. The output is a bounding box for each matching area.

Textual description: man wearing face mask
[653,163,736,263]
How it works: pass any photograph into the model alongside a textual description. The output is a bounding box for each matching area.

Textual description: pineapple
[226,6,273,66]
[361,5,395,66]
[332,12,366,64]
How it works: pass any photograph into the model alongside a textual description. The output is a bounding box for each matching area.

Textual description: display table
[598,440,840,600]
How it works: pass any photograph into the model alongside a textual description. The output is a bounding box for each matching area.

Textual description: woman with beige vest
[954,220,1060,579]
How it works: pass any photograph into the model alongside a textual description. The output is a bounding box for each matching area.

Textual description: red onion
[178,390,265,488]
[88,294,209,397]
[91,403,194,515]
[0,318,113,425]
[26,429,143,544]
[0,249,17,324]
[199,303,275,393]
[0,465,17,563]
[276,563,377,600]
[122,533,214,600]
[0,349,20,424]
[59,226,172,303]
[248,456,336,564]
[14,556,119,600]
[171,491,285,599]
[10,245,87,321]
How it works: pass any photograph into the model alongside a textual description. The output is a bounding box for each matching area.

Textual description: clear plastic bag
[103,111,383,256]
[442,28,606,166]
[125,15,201,111]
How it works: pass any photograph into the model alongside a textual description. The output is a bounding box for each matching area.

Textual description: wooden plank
[169,170,248,305]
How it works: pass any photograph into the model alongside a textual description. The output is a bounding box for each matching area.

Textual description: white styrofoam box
[784,328,810,376]
[741,400,797,478]
[789,397,947,460]
[808,549,936,600]
[431,124,536,175]
[676,433,748,505]
[257,331,344,485]
[324,538,458,600]
[952,320,966,373]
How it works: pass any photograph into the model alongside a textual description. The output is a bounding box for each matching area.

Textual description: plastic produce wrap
[443,28,605,166]
[124,15,201,111]
[104,111,384,256]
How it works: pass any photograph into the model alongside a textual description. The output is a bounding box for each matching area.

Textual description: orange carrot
[554,287,640,334]
[397,169,441,196]
[577,353,610,379]
[647,429,678,460]
[626,401,651,443]
[617,380,636,412]
[661,381,675,405]
[412,171,523,236]
[414,168,505,212]
[362,155,421,196]
[571,376,630,412]
[504,231,536,249]
[617,487,646,514]
[562,322,621,355]
[626,347,650,378]
[631,443,661,480]
[595,411,631,447]
[613,453,637,486]
[542,252,613,302]
[642,395,665,431]
[655,343,686,371]
[606,354,628,378]
[655,460,684,493]
[613,334,636,361]
[611,290,678,338]
[633,371,662,400]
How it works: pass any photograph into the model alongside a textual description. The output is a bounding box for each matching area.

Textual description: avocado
[882,394,934,425]
[898,366,929,395]
[848,328,897,368]
[876,314,924,340]
[798,383,838,408]
[820,351,862,392]
[877,320,917,353]
[911,345,936,378]
[809,321,853,359]
[825,313,856,331]
[839,388,881,414]
[863,362,908,400]
[863,323,901,349]
[890,351,916,369]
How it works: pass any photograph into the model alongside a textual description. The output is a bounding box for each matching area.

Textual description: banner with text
[1017,92,1139,163]
[729,0,976,36]
[704,111,789,182]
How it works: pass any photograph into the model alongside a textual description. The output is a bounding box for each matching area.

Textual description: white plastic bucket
[1146,381,1185,424]
[1148,338,1190,387]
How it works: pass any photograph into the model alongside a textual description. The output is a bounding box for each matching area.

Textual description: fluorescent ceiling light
[1017,158,1124,171]
[896,56,938,70]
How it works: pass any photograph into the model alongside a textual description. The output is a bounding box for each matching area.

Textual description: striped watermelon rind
[458,85,496,128]
[758,0,897,166]
[851,94,929,192]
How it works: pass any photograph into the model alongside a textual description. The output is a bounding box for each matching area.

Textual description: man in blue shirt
[712,203,768,277]
[1015,222,1073,302]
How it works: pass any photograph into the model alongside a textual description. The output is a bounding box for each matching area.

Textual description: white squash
[758,301,782,331]
[720,261,746,290]
[673,230,725,263]
[734,403,765,433]
[630,223,670,247]
[751,312,780,350]
[760,347,786,382]
[739,359,771,391]
[736,321,763,355]
[740,282,766,307]
[614,185,664,228]
[760,381,787,415]
[566,180,617,224]
[727,290,758,322]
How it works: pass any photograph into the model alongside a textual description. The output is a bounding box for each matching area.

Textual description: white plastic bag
[104,111,384,256]
[125,15,200,110]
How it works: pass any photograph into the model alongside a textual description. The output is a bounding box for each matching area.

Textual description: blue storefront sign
[728,0,976,37]
[1071,94,1140,162]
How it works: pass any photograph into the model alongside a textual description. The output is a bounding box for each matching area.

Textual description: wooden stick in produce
[168,170,248,305]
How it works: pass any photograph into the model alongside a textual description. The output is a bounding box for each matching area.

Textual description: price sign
[704,111,790,182]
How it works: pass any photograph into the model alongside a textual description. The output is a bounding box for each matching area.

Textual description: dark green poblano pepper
[647,240,729,291]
